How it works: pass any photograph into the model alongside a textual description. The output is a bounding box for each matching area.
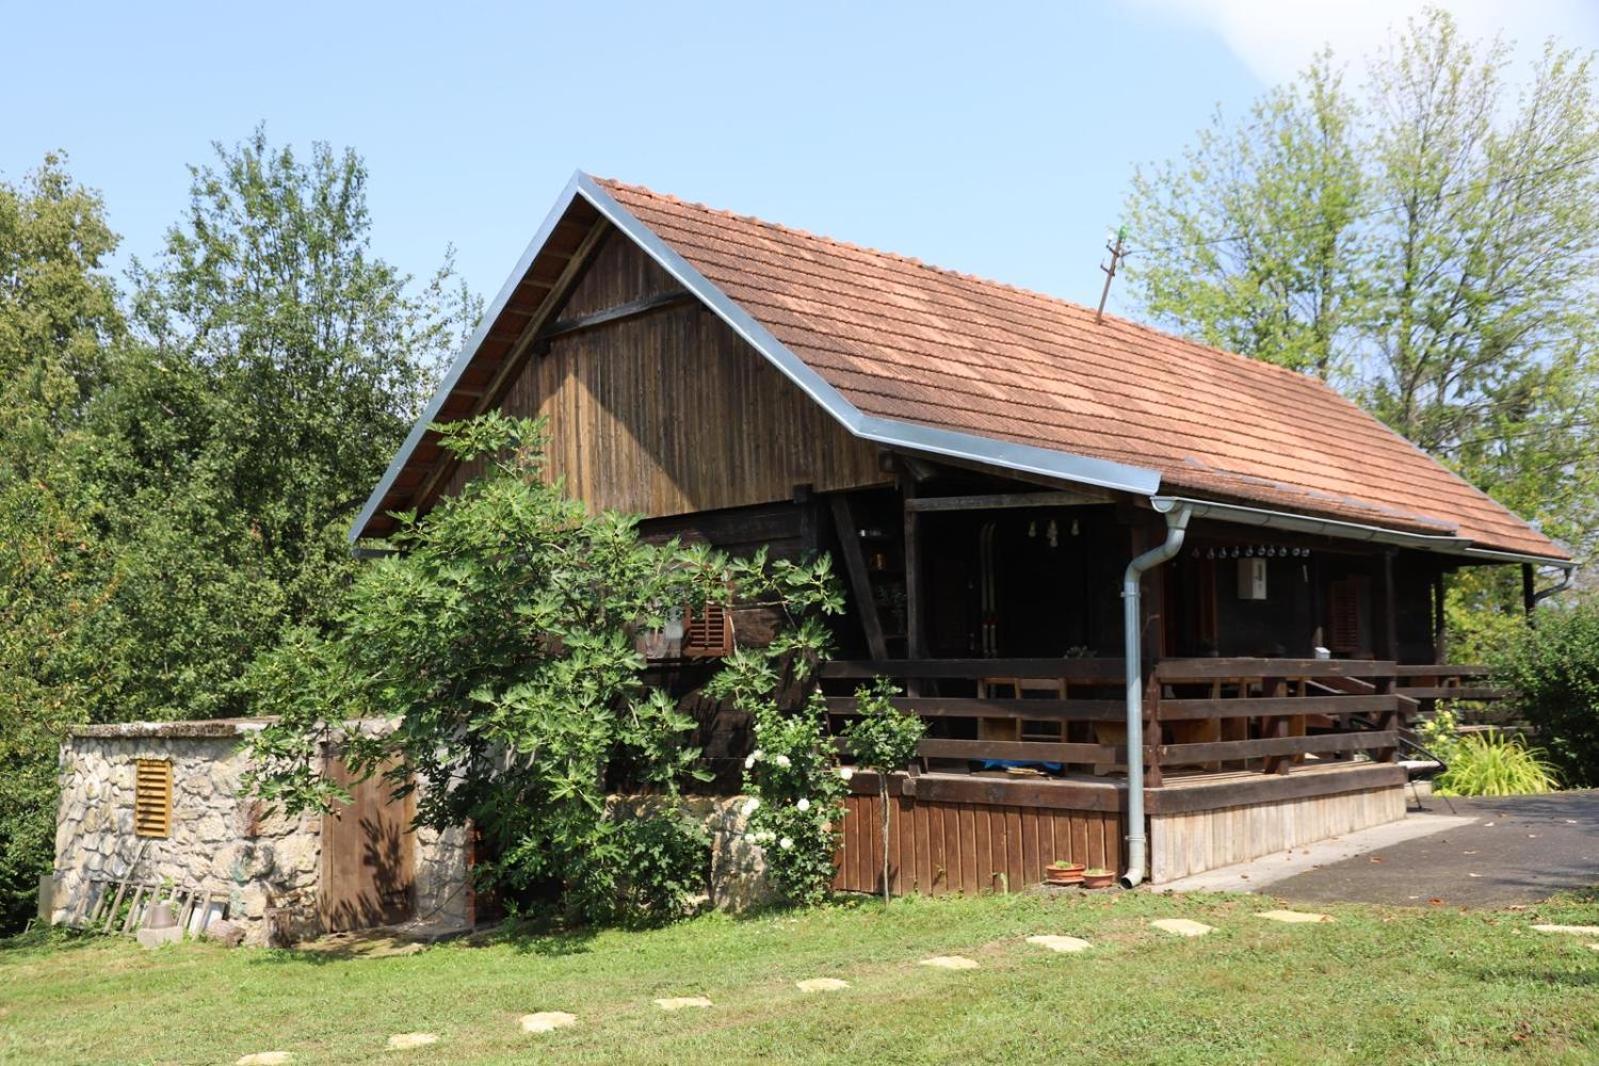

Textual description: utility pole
[1096,226,1128,323]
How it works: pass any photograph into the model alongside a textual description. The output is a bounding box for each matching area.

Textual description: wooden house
[351,173,1573,890]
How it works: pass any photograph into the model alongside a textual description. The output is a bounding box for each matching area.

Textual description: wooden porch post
[1432,568,1448,665]
[830,493,889,661]
[1380,550,1399,661]
[1522,563,1537,621]
[902,476,925,696]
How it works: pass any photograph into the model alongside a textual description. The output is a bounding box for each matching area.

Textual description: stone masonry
[52,720,467,946]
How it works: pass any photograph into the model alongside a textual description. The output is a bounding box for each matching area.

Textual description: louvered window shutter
[682,602,733,658]
[1327,579,1364,655]
[134,758,173,838]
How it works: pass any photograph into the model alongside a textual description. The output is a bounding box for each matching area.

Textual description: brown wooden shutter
[1326,578,1366,655]
[682,602,733,658]
[134,758,173,838]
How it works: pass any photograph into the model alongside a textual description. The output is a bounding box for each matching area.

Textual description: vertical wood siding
[832,792,1125,896]
[437,233,886,517]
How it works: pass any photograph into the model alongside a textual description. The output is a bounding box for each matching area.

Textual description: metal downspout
[1121,502,1192,889]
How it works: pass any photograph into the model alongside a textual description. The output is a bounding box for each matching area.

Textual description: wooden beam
[904,490,1105,513]
[820,658,1128,682]
[824,695,1126,721]
[898,772,1129,814]
[829,494,888,660]
[1159,730,1397,763]
[1522,562,1537,618]
[1156,657,1398,681]
[537,289,693,345]
[1143,763,1406,815]
[1382,550,1399,660]
[408,219,613,513]
[916,739,1124,764]
[902,475,925,695]
[1159,694,1396,720]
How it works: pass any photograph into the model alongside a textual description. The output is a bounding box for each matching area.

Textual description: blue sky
[5,0,1596,314]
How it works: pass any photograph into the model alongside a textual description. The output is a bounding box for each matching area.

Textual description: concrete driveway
[1273,791,1599,907]
[1162,790,1599,908]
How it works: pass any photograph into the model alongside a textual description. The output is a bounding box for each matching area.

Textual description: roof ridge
[590,175,1334,393]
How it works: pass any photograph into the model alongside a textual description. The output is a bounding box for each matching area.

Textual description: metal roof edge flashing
[1153,495,1470,551]
[347,173,589,543]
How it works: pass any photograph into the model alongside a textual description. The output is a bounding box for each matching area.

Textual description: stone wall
[53,721,319,946]
[53,720,469,946]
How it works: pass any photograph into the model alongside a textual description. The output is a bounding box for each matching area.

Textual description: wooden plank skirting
[832,779,1125,896]
[1148,783,1407,884]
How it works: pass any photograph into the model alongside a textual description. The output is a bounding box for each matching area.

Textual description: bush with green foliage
[704,554,848,908]
[842,679,925,903]
[1495,602,1599,788]
[1433,729,1559,797]
[247,412,848,924]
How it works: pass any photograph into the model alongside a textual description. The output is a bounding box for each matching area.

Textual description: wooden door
[320,758,416,932]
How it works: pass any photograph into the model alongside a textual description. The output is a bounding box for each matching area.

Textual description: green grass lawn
[3,889,1598,1065]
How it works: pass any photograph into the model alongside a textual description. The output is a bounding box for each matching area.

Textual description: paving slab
[1257,909,1333,924]
[1150,918,1214,937]
[918,955,979,970]
[236,1055,292,1066]
[1531,924,1599,936]
[654,996,713,1010]
[1026,934,1091,953]
[386,1033,439,1050]
[795,978,850,992]
[520,1011,577,1033]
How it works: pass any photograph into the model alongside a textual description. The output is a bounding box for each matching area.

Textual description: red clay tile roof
[592,178,1565,560]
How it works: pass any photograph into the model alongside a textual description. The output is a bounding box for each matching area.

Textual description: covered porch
[820,476,1523,889]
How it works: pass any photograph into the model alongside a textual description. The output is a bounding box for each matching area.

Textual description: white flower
[742,797,760,816]
[745,748,763,769]
[778,836,794,850]
[796,798,811,812]
[774,754,792,768]
[839,767,855,781]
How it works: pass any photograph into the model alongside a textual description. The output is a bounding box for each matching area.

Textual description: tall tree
[1124,9,1599,563]
[72,130,479,723]
[0,155,122,931]
[1125,51,1364,378]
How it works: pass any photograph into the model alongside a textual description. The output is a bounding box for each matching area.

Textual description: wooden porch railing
[820,657,1491,787]
[1392,664,1505,703]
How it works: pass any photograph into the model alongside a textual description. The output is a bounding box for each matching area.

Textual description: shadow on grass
[0,925,117,956]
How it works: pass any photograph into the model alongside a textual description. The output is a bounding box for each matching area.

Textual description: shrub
[245,413,842,926]
[1495,602,1599,787]
[1433,730,1559,797]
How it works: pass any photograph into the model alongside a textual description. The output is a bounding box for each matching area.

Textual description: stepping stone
[796,977,850,992]
[520,1011,578,1033]
[1026,934,1091,953]
[1532,924,1599,936]
[654,996,713,1010]
[1257,910,1333,924]
[386,1033,439,1050]
[918,955,979,970]
[1151,918,1213,938]
[237,1055,292,1066]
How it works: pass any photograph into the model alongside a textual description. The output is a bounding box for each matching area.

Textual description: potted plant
[1044,860,1085,886]
[1080,867,1116,890]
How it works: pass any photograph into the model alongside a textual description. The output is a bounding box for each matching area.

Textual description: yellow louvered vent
[134,758,172,838]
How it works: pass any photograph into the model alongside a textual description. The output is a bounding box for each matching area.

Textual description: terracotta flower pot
[1080,869,1116,890]
[1044,863,1085,886]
